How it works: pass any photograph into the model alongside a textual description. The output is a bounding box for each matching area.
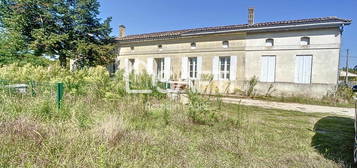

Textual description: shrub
[129,71,153,90]
[0,63,164,99]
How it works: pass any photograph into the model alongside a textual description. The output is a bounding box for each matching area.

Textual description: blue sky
[98,0,356,68]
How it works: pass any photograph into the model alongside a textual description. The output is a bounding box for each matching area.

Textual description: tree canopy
[0,0,115,67]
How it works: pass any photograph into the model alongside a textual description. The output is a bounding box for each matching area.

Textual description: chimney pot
[119,25,126,37]
[248,8,255,25]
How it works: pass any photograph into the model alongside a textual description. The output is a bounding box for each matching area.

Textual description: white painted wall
[117,28,342,97]
[245,28,341,85]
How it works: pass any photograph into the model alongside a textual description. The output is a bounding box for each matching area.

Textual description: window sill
[294,82,312,85]
[259,81,276,83]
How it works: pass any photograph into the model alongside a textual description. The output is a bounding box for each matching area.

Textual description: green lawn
[0,93,354,167]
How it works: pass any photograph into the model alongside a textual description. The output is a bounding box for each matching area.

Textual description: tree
[0,0,115,67]
[0,0,37,65]
[67,0,115,67]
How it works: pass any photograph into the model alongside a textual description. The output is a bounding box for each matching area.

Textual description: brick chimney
[119,25,126,37]
[248,8,255,25]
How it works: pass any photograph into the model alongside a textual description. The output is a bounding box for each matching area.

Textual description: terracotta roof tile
[116,17,351,42]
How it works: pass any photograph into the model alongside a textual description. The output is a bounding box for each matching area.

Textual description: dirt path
[221,97,355,117]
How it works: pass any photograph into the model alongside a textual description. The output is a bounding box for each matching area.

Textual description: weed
[163,103,170,126]
[246,76,257,97]
[0,64,353,167]
[216,93,223,110]
[97,144,108,168]
[235,100,244,128]
[37,100,52,120]
[265,84,276,97]
[187,92,218,125]
[323,84,354,104]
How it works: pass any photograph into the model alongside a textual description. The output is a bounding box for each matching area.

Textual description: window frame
[265,38,274,47]
[190,42,196,49]
[222,41,229,48]
[188,57,198,79]
[155,58,165,80]
[219,56,231,80]
[300,37,310,46]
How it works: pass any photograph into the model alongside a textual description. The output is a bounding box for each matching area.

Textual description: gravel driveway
[221,97,355,117]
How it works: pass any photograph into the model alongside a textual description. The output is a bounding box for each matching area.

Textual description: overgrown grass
[0,64,354,167]
[0,91,354,167]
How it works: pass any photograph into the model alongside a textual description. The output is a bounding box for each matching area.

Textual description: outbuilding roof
[116,17,351,43]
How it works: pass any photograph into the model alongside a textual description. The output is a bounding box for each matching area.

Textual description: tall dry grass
[0,64,353,167]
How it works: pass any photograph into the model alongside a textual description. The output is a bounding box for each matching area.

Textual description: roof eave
[181,21,351,36]
[116,21,351,43]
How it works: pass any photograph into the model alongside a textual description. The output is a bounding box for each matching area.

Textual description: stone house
[114,9,351,97]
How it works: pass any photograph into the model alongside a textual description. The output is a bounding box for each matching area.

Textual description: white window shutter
[197,56,202,80]
[295,56,302,83]
[212,56,219,80]
[268,56,276,82]
[181,57,188,80]
[133,59,138,74]
[164,57,171,80]
[261,56,268,82]
[124,58,129,74]
[147,57,153,75]
[230,56,237,81]
[261,56,276,82]
[295,55,312,83]
[303,56,312,83]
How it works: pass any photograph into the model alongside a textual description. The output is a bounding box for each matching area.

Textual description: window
[212,56,236,81]
[128,59,135,73]
[155,58,165,80]
[260,56,276,82]
[222,41,229,48]
[130,46,134,51]
[301,37,310,46]
[191,42,196,49]
[266,39,274,47]
[295,55,312,84]
[188,57,198,79]
[219,56,230,80]
[158,44,163,51]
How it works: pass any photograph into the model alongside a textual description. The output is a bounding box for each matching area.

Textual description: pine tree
[0,0,115,67]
